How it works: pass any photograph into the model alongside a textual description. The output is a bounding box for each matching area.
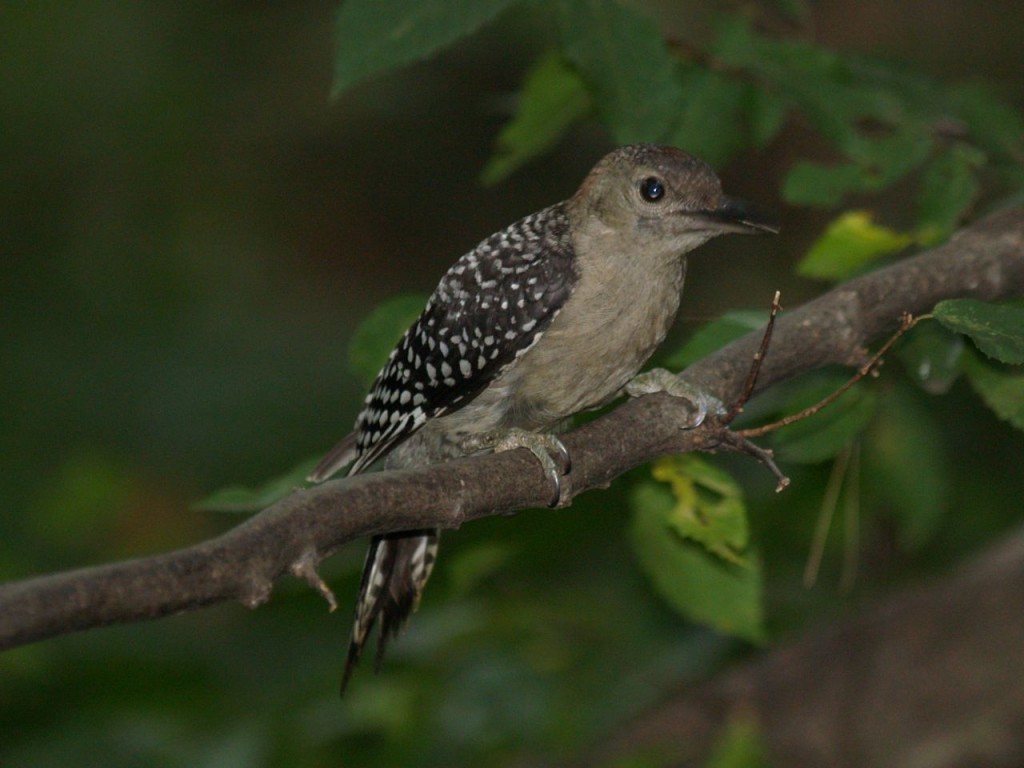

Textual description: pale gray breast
[492,254,687,428]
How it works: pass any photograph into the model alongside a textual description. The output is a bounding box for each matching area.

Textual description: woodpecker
[310,144,778,692]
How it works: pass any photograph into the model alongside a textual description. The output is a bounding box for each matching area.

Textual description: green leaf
[556,0,684,143]
[769,0,811,25]
[783,133,929,208]
[30,452,138,547]
[863,387,950,549]
[916,144,983,244]
[195,456,319,513]
[842,53,947,119]
[713,19,869,152]
[934,299,1024,364]
[446,541,513,597]
[705,717,772,768]
[630,479,764,643]
[897,321,964,395]
[332,0,519,97]
[768,377,877,464]
[664,310,768,369]
[963,352,1024,431]
[947,84,1024,164]
[783,161,872,207]
[846,128,932,185]
[798,211,913,280]
[715,18,936,198]
[348,294,428,388]
[651,455,750,565]
[748,84,787,148]
[481,52,591,186]
[670,68,748,168]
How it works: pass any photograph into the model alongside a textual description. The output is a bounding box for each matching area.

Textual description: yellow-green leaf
[798,210,913,280]
[651,455,750,565]
[630,479,764,643]
[705,716,772,768]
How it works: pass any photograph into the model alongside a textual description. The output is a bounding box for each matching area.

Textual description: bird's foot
[461,428,571,507]
[625,368,722,429]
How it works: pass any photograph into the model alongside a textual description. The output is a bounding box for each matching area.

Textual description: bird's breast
[497,254,687,428]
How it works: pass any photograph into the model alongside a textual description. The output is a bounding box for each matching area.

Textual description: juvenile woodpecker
[310,144,777,691]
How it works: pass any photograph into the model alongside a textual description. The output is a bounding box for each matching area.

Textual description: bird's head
[572,144,778,258]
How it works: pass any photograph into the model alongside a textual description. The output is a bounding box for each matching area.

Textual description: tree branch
[2,207,1023,652]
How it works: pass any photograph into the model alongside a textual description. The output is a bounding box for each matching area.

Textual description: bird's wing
[344,201,577,475]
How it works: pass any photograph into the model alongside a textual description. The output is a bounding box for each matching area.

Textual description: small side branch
[723,289,783,426]
[738,312,919,440]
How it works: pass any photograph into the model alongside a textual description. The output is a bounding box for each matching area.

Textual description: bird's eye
[639,176,665,202]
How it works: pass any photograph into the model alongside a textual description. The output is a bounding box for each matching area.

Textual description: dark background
[2,2,1023,766]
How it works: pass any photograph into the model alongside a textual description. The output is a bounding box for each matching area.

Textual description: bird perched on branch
[309,144,778,692]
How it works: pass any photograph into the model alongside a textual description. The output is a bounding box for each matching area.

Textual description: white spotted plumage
[332,201,578,478]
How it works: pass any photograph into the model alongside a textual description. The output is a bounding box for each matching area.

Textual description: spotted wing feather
[347,201,577,475]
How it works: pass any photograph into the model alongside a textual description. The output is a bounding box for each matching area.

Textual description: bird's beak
[698,196,780,235]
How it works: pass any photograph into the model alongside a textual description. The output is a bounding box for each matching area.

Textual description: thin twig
[714,428,791,492]
[701,290,789,492]
[840,447,862,594]
[804,443,854,588]
[724,290,783,425]
[738,312,922,439]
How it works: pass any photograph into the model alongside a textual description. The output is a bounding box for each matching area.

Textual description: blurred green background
[2,2,1023,766]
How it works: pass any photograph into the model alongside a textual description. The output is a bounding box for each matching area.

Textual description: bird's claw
[625,368,721,429]
[463,428,571,507]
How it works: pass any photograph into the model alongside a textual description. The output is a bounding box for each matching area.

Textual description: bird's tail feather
[340,529,439,694]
